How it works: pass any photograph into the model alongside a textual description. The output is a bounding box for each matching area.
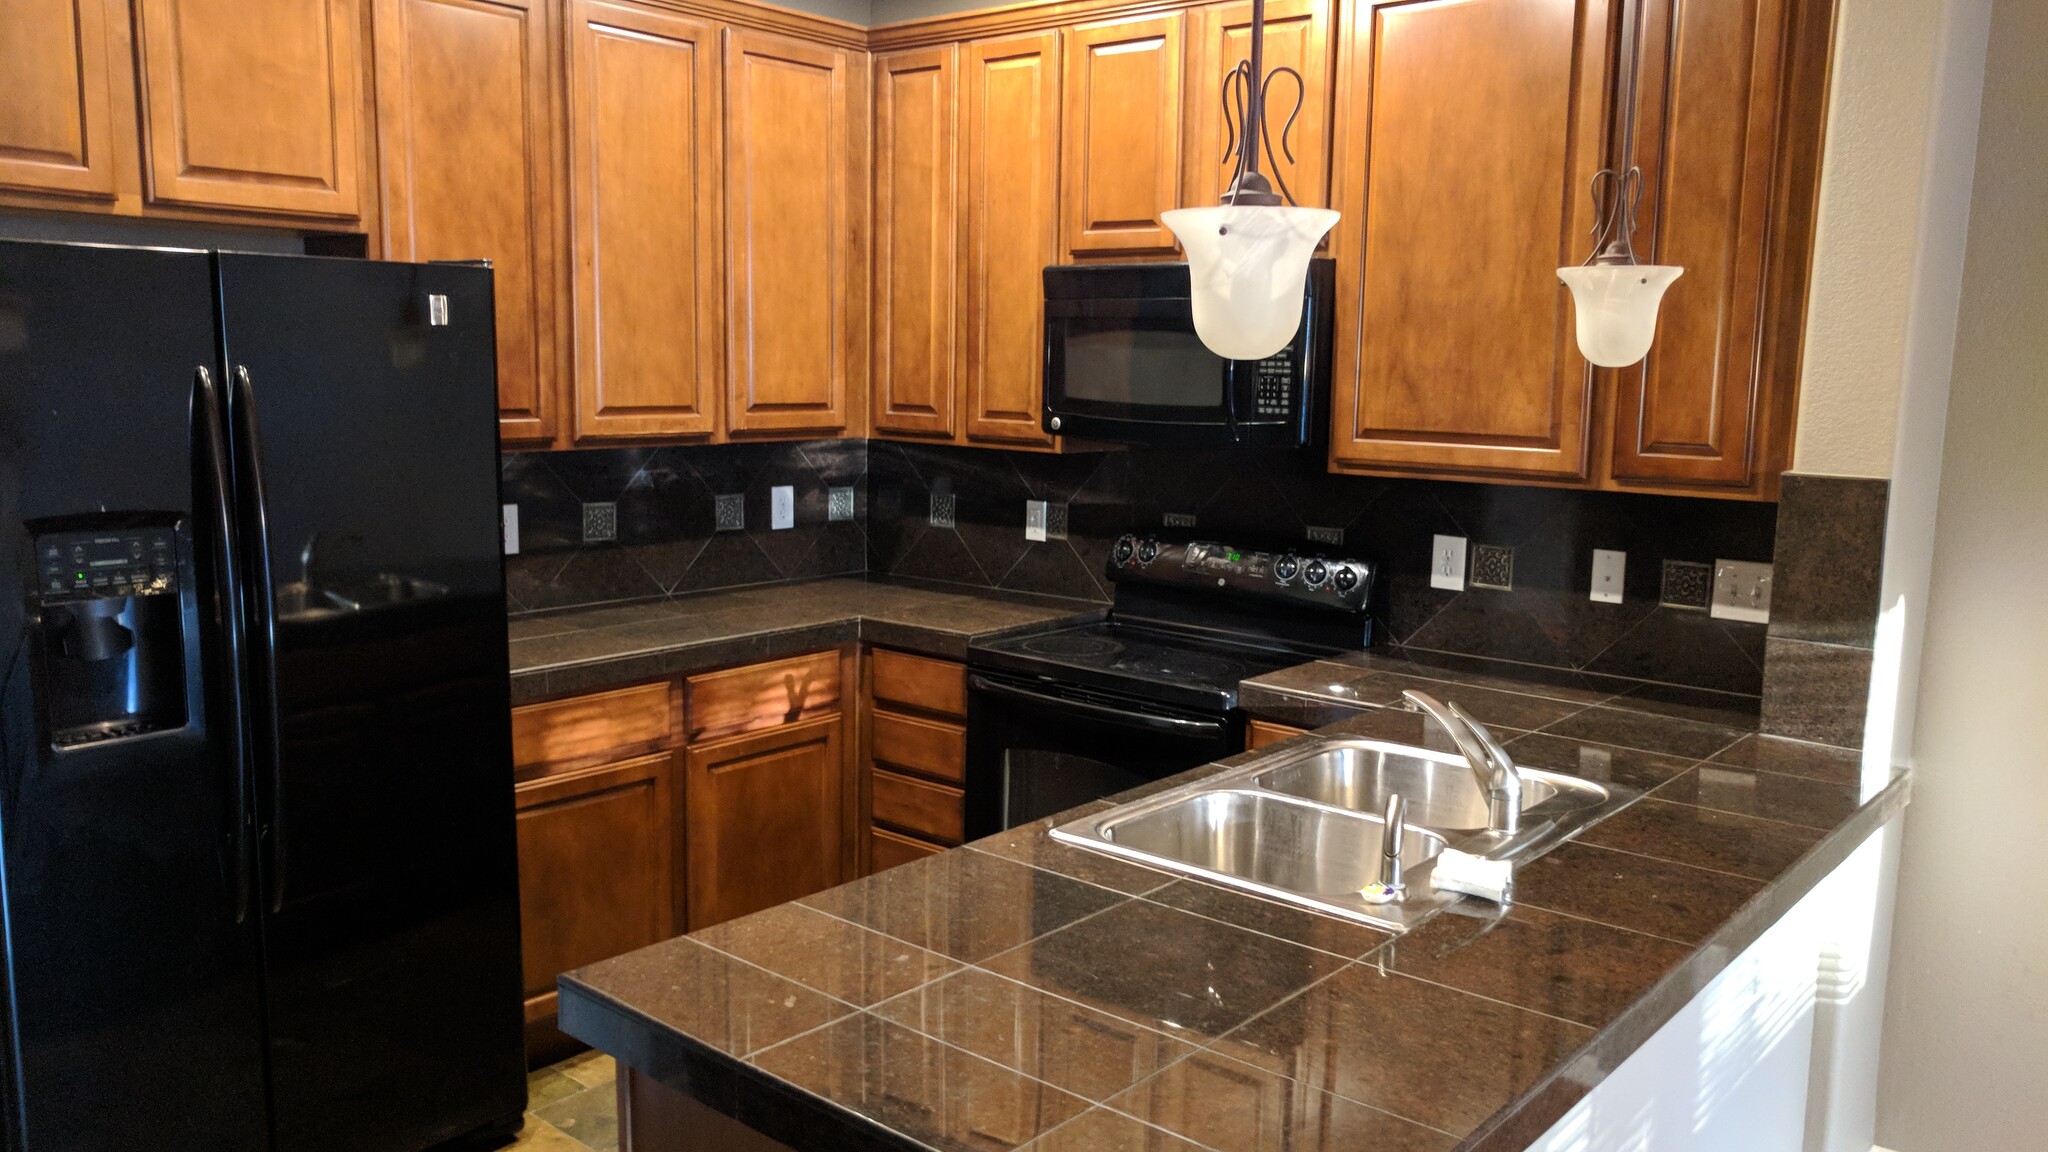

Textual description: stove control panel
[1108,536,1373,612]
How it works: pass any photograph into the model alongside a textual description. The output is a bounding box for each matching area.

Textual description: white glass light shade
[1162,204,1340,360]
[1557,263,1684,367]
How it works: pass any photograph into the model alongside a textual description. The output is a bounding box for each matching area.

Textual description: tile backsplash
[501,438,1782,698]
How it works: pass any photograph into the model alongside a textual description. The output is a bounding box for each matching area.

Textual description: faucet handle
[1447,702,1517,778]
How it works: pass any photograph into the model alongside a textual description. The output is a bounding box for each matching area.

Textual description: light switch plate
[828,487,856,522]
[770,485,795,530]
[581,501,617,544]
[1430,535,1468,591]
[1711,559,1773,623]
[1025,500,1048,542]
[502,504,520,556]
[714,494,745,533]
[1591,548,1625,603]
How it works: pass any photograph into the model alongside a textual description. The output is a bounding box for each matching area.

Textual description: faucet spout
[1401,690,1522,835]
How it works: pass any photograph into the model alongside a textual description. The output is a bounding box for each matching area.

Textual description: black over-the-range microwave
[1041,258,1334,446]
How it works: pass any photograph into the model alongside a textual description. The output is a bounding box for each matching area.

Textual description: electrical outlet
[1163,512,1197,529]
[1045,502,1068,540]
[714,494,745,533]
[1470,544,1514,591]
[1591,548,1625,604]
[928,492,955,529]
[1661,559,1713,610]
[1025,500,1049,542]
[770,485,795,530]
[1430,535,1468,591]
[502,504,520,556]
[581,501,617,544]
[1306,525,1345,546]
[828,486,856,522]
[1710,559,1773,623]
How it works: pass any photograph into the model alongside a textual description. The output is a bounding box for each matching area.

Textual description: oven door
[965,670,1240,838]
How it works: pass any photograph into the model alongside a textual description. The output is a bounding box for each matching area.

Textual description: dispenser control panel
[36,528,178,601]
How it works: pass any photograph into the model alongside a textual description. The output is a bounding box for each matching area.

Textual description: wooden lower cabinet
[684,713,847,930]
[514,750,679,1063]
[861,648,968,873]
[1246,719,1309,749]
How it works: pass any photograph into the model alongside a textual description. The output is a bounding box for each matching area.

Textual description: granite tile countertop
[557,667,1908,1152]
[505,577,1104,704]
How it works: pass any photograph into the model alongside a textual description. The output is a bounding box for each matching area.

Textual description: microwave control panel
[1251,351,1297,419]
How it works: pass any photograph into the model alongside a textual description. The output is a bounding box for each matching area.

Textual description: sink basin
[1251,739,1611,839]
[1103,789,1445,897]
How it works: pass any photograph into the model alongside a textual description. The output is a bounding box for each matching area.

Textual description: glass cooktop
[970,622,1311,713]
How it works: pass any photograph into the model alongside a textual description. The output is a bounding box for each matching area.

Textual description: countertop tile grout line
[1640,774,1856,832]
[1366,966,1605,1035]
[1553,835,1789,884]
[1124,885,1393,961]
[1469,898,1704,949]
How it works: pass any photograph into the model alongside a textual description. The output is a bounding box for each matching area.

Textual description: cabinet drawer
[512,682,675,773]
[871,649,966,717]
[686,651,842,742]
[869,825,945,873]
[872,768,965,844]
[871,710,966,784]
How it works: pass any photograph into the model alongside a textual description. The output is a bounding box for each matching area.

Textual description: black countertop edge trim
[1455,769,1914,1152]
[557,983,943,1152]
[516,618,867,676]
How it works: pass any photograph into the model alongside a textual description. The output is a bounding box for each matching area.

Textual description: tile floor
[513,1050,618,1151]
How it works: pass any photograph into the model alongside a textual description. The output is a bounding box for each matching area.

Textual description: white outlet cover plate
[1711,559,1774,623]
[1430,534,1468,591]
[502,504,520,555]
[1025,500,1048,542]
[1591,548,1625,603]
[771,486,795,530]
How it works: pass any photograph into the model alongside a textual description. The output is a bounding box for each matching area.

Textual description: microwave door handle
[968,674,1226,735]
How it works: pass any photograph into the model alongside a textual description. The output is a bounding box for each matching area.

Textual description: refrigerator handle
[229,365,288,915]
[194,366,255,925]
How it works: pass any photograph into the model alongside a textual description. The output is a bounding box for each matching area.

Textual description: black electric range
[964,536,1375,836]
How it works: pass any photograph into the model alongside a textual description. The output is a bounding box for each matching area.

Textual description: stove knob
[1274,553,1300,582]
[1113,535,1136,565]
[1137,538,1159,564]
[1304,559,1328,587]
[1333,565,1359,593]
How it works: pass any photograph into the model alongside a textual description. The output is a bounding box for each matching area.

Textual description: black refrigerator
[0,240,526,1151]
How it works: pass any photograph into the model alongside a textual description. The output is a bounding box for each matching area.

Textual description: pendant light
[1558,0,1683,367]
[1161,0,1338,361]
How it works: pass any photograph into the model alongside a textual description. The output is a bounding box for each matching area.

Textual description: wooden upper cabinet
[723,29,859,438]
[1327,0,1611,480]
[1059,13,1184,259]
[871,46,959,439]
[371,0,563,445]
[961,31,1060,446]
[1183,0,1334,212]
[0,0,120,199]
[1606,0,1787,489]
[567,0,722,441]
[133,0,365,218]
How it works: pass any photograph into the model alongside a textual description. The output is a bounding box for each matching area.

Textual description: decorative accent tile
[1660,559,1713,609]
[580,501,616,544]
[928,491,955,529]
[1470,543,1514,591]
[827,486,855,522]
[714,493,745,532]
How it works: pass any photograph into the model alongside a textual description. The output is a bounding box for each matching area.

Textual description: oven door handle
[968,674,1226,734]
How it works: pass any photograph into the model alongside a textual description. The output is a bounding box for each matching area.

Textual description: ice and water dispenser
[31,522,187,748]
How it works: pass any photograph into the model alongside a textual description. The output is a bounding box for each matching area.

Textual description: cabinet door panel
[134,0,364,217]
[568,0,721,440]
[685,714,845,929]
[873,46,958,439]
[514,752,677,1034]
[0,0,118,198]
[1060,13,1184,258]
[724,29,855,437]
[372,0,562,443]
[1183,0,1334,212]
[1608,0,1785,486]
[961,31,1060,446]
[1329,0,1609,479]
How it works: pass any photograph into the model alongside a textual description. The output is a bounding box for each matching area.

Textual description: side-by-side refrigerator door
[0,241,270,1151]
[214,253,524,1152]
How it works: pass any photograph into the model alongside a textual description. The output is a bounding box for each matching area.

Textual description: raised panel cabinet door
[872,46,959,439]
[1606,0,1788,487]
[567,0,721,440]
[684,713,845,930]
[0,0,119,198]
[372,0,563,444]
[1327,0,1612,479]
[724,29,855,437]
[960,30,1059,446]
[1183,0,1334,213]
[1059,13,1184,258]
[513,751,678,1038]
[133,0,365,218]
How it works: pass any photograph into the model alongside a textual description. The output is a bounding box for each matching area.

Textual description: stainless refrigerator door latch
[426,294,450,326]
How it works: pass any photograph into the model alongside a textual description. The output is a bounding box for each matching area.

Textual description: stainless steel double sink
[1050,735,1641,931]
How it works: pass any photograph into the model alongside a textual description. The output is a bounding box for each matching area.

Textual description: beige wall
[1875,0,2048,1143]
